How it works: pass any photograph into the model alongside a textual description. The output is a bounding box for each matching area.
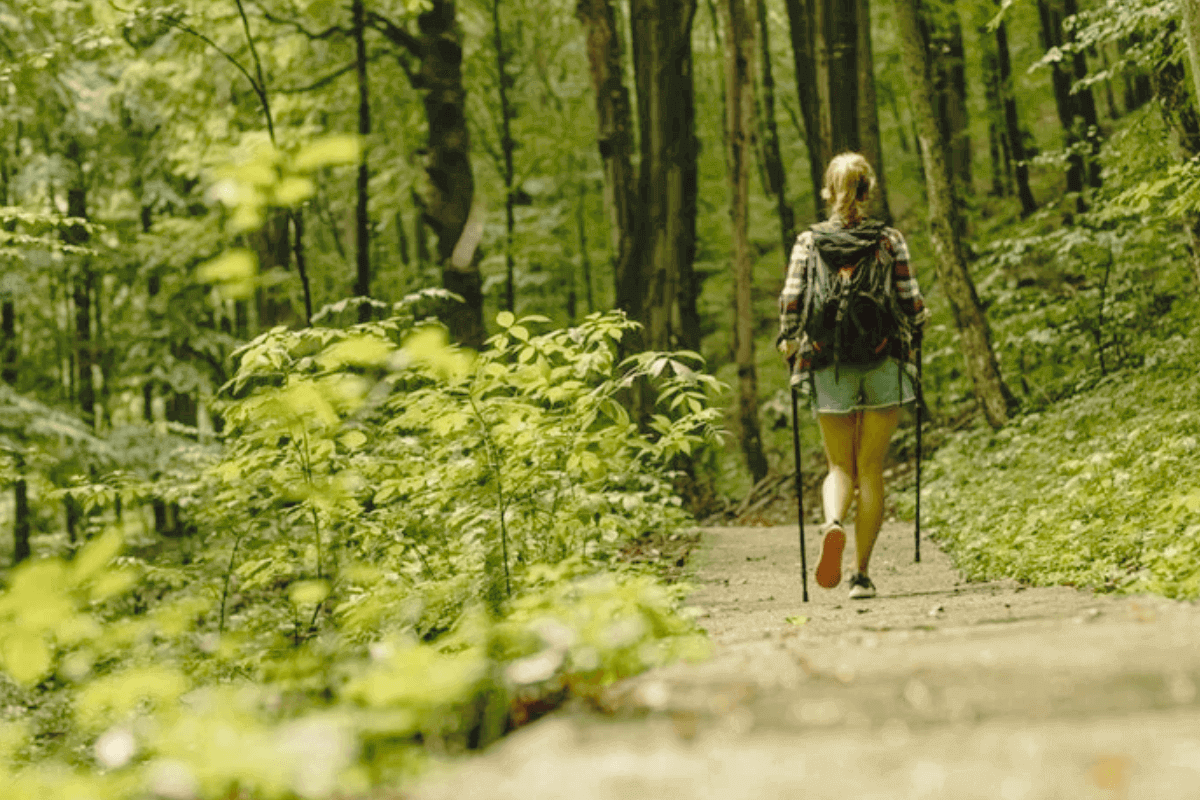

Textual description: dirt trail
[412,523,1200,799]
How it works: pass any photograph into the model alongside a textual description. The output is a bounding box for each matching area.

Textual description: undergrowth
[0,141,722,799]
[912,302,1200,599]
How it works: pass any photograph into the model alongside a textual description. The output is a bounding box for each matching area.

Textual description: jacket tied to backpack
[778,219,929,388]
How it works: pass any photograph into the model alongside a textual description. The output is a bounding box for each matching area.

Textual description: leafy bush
[0,303,720,797]
[0,136,724,796]
[0,533,706,799]
[915,303,1200,598]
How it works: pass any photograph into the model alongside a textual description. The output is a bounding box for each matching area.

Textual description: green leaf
[2,631,51,686]
[340,430,368,450]
[290,580,331,607]
[496,311,515,328]
[197,250,257,299]
[71,529,123,585]
[274,176,315,206]
[785,615,808,625]
[294,135,362,171]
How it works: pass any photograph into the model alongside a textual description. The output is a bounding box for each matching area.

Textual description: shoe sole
[848,586,876,599]
[815,527,845,589]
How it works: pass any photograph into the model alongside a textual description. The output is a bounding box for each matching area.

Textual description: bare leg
[853,408,899,575]
[818,412,860,524]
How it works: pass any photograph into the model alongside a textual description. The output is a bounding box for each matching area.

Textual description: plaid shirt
[778,226,929,381]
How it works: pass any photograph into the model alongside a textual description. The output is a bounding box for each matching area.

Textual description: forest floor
[409,522,1200,799]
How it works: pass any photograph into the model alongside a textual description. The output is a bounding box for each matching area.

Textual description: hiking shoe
[848,572,877,599]
[815,521,846,589]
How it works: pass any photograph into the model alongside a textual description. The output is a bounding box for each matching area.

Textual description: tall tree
[756,0,797,255]
[893,0,1016,428]
[994,6,1038,216]
[1181,0,1200,106]
[1061,0,1101,189]
[1036,0,1087,209]
[980,35,1009,197]
[64,139,95,429]
[785,0,829,216]
[1,137,16,388]
[1153,21,1200,286]
[720,0,769,482]
[491,0,518,313]
[856,0,891,222]
[576,0,639,325]
[353,0,373,323]
[371,1,484,348]
[927,0,971,193]
[578,0,700,353]
[787,0,887,219]
[630,0,701,352]
[823,0,859,153]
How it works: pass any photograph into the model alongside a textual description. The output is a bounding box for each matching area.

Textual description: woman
[778,152,929,599]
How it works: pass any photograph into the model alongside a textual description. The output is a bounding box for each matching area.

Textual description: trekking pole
[790,383,810,602]
[914,338,923,563]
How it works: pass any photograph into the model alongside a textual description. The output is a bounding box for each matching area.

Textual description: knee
[826,457,857,482]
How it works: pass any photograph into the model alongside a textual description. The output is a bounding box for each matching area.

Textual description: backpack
[798,223,908,372]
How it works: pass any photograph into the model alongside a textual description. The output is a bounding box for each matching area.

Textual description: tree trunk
[995,12,1037,216]
[394,210,410,267]
[756,0,797,255]
[1153,22,1200,286]
[418,1,483,347]
[921,0,971,196]
[1,300,14,386]
[64,141,95,428]
[1062,0,1101,189]
[576,0,640,325]
[354,0,373,322]
[721,0,769,483]
[981,37,1007,197]
[292,210,312,325]
[893,0,1015,428]
[784,0,829,217]
[1098,45,1121,120]
[1181,0,1200,109]
[576,176,596,313]
[14,456,29,565]
[0,142,13,387]
[250,210,292,329]
[1036,0,1086,210]
[856,0,891,223]
[630,0,700,352]
[412,187,431,283]
[824,0,858,154]
[492,0,518,313]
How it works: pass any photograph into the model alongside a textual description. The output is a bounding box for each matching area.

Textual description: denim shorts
[811,358,916,415]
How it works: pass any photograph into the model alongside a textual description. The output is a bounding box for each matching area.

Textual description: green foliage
[0,304,719,796]
[204,302,723,641]
[0,527,705,798]
[917,301,1200,598]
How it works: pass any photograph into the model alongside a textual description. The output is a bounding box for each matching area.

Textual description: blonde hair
[821,152,876,226]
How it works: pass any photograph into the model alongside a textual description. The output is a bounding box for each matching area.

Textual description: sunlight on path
[412,523,1200,800]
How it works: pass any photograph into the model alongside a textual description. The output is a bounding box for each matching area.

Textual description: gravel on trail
[411,522,1200,800]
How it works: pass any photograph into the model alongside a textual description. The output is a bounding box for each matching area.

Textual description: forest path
[411,523,1200,799]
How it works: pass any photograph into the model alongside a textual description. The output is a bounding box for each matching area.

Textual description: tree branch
[163,17,265,107]
[253,2,350,40]
[365,10,421,57]
[277,61,356,93]
[234,0,275,141]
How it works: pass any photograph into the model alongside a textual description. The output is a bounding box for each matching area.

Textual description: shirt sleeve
[778,231,812,344]
[886,228,930,327]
